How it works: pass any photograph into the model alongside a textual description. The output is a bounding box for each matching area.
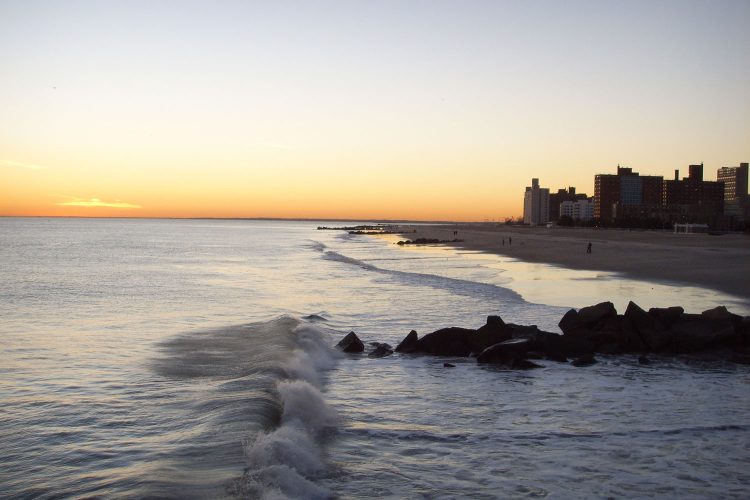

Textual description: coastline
[395,224,750,299]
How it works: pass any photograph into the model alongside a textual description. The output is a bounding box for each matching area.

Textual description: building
[717,162,749,224]
[594,166,663,225]
[559,198,594,221]
[523,178,550,225]
[717,162,749,200]
[549,186,588,221]
[662,163,723,224]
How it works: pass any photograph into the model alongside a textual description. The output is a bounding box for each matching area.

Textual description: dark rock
[558,309,583,335]
[701,306,735,322]
[443,363,456,368]
[415,327,476,357]
[729,354,750,365]
[472,316,512,352]
[525,351,545,360]
[577,302,617,328]
[737,317,750,345]
[648,306,684,328]
[588,316,625,352]
[476,338,534,364]
[337,331,364,353]
[545,352,568,363]
[571,355,598,367]
[624,301,671,352]
[511,358,544,370]
[531,330,594,358]
[638,355,651,365]
[395,330,419,353]
[507,323,546,340]
[368,343,393,358]
[670,314,736,353]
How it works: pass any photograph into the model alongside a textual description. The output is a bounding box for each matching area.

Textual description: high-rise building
[549,186,588,221]
[523,178,550,225]
[560,198,594,221]
[717,163,749,200]
[662,163,724,224]
[594,166,663,224]
[717,162,749,222]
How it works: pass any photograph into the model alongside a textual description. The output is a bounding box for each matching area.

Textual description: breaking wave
[153,316,341,498]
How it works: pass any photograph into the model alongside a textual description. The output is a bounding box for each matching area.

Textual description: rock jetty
[335,302,750,369]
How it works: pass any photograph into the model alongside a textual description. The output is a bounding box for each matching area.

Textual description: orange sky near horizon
[2,1,748,221]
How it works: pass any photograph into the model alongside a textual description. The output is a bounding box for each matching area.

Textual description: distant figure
[453,230,458,237]
[502,238,505,246]
[509,237,512,245]
[587,242,592,254]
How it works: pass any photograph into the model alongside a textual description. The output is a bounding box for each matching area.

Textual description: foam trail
[322,249,525,303]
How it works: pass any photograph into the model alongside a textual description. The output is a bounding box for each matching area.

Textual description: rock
[476,338,534,364]
[395,330,419,353]
[368,343,393,358]
[545,352,568,363]
[701,306,735,321]
[415,327,476,357]
[669,314,736,353]
[443,363,456,368]
[337,331,364,353]
[472,316,512,352]
[571,355,598,367]
[638,355,651,365]
[648,306,684,328]
[623,301,671,352]
[577,302,617,328]
[507,323,546,340]
[737,317,750,345]
[729,353,750,365]
[558,309,583,335]
[531,330,593,358]
[587,316,625,352]
[511,358,544,370]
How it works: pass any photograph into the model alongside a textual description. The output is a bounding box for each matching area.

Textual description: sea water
[1,218,748,498]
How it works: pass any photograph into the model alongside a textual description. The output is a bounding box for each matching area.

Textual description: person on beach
[509,237,512,245]
[502,238,505,246]
[587,242,592,254]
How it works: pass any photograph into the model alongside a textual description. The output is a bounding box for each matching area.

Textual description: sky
[1,0,749,221]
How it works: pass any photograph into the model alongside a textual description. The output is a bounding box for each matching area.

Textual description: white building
[559,198,594,221]
[523,178,550,225]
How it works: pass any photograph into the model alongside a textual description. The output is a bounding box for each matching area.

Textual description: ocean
[1,218,748,498]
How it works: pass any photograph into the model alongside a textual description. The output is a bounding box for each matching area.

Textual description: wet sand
[396,224,750,299]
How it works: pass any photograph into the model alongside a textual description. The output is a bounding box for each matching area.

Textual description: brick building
[594,166,663,225]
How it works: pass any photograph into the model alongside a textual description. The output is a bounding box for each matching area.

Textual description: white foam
[278,380,340,435]
[241,322,340,498]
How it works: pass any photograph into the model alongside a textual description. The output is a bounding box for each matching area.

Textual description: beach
[397,224,750,299]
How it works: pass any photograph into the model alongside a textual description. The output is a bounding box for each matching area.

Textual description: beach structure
[523,178,550,225]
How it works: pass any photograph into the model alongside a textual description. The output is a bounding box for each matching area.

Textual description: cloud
[56,197,142,209]
[2,159,48,170]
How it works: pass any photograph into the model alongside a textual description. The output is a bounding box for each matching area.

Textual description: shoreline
[395,224,750,299]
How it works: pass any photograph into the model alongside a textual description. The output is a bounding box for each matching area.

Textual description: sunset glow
[1,0,748,220]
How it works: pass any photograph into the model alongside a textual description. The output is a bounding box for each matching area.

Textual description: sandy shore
[396,224,750,299]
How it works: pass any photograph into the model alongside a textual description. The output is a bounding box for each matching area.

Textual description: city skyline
[2,0,749,220]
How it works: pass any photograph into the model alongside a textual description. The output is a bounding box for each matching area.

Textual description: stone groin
[336,302,750,368]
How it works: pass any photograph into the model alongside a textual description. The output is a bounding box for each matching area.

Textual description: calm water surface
[1,218,748,498]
